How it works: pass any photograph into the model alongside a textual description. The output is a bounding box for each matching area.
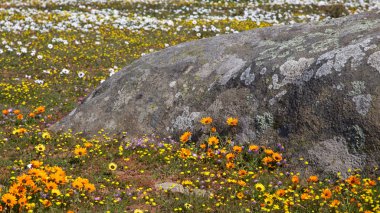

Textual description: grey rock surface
[51,12,380,177]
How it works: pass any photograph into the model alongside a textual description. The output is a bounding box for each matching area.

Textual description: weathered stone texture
[51,12,380,177]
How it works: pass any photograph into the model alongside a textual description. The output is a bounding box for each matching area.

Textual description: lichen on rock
[368,51,380,73]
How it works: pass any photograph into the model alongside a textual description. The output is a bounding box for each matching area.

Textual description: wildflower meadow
[0,0,379,212]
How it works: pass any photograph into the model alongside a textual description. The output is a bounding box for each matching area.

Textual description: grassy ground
[0,0,379,212]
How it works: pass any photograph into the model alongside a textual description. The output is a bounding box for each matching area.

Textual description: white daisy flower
[35,79,44,84]
[78,72,85,78]
[60,68,70,75]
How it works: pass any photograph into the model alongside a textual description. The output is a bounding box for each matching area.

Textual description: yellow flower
[42,132,51,139]
[236,192,244,199]
[51,189,61,196]
[200,117,213,125]
[264,197,274,206]
[108,163,118,171]
[40,199,52,207]
[226,117,238,126]
[35,144,46,152]
[180,131,192,143]
[255,183,265,192]
[134,209,144,213]
[25,202,35,210]
[182,180,193,186]
[12,128,28,135]
[184,203,192,209]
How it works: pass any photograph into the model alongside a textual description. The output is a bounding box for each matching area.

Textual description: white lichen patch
[268,74,281,90]
[315,39,372,77]
[105,120,117,130]
[112,87,132,111]
[68,108,76,116]
[195,63,214,79]
[73,111,83,121]
[260,67,267,75]
[175,92,182,99]
[310,37,339,54]
[218,56,246,85]
[333,83,344,90]
[280,58,314,85]
[268,57,314,90]
[169,81,177,88]
[184,65,194,74]
[308,137,364,178]
[348,81,366,96]
[256,36,305,61]
[269,90,287,105]
[240,67,255,85]
[368,51,380,73]
[172,107,200,131]
[364,44,377,51]
[165,94,174,108]
[352,94,372,116]
[195,55,246,83]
